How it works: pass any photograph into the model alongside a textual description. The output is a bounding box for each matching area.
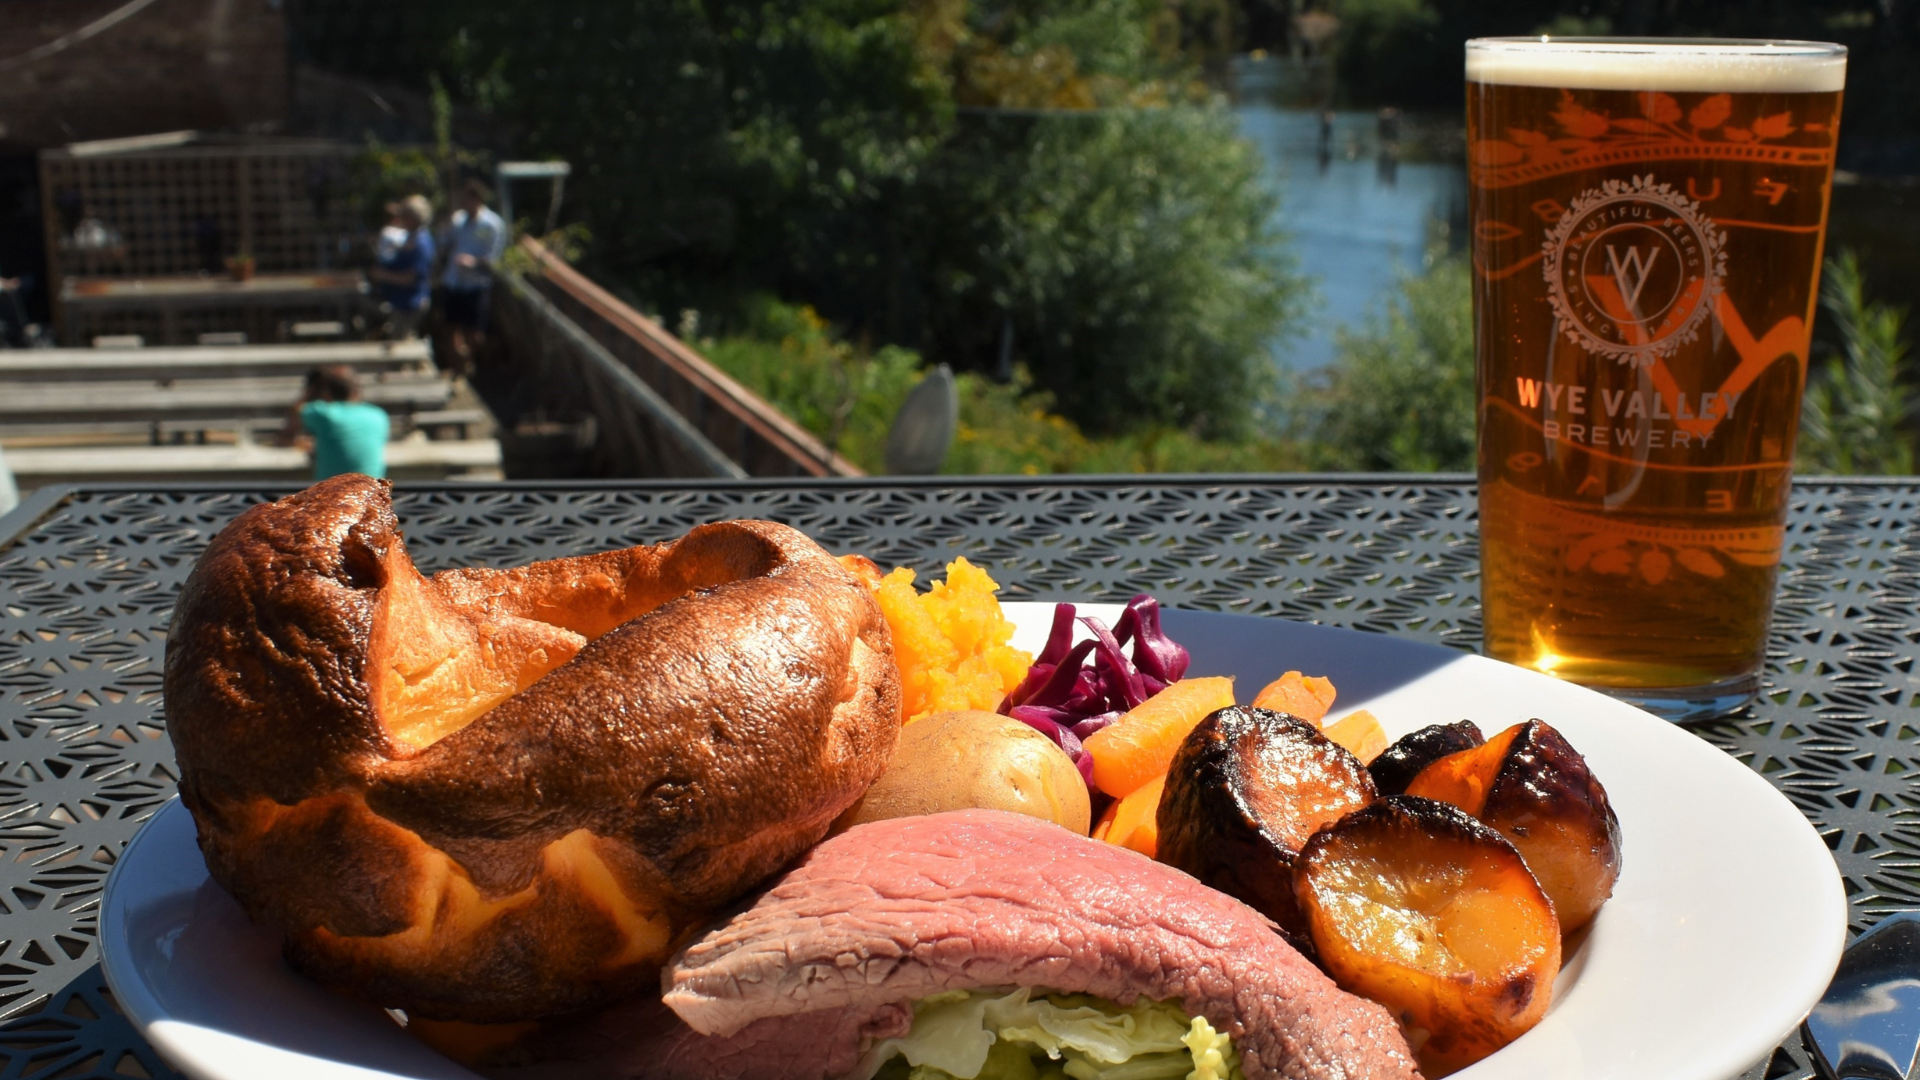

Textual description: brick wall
[0,0,288,149]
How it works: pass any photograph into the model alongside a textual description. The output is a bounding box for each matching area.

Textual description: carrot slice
[1085,676,1235,797]
[1323,709,1390,764]
[1404,723,1525,817]
[1091,802,1117,843]
[1252,671,1337,726]
[1101,773,1167,858]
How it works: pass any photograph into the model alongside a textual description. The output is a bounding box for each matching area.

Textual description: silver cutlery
[1806,911,1920,1080]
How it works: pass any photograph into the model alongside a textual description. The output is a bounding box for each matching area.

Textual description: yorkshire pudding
[164,475,900,1022]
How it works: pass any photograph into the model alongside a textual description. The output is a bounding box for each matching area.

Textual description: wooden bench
[409,409,492,440]
[0,373,451,425]
[4,437,503,485]
[0,407,491,445]
[0,341,433,383]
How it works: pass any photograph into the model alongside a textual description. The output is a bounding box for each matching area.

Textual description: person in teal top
[295,366,389,479]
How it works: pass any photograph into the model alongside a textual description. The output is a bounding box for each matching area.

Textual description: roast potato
[833,710,1091,835]
[1368,720,1485,796]
[1156,705,1375,939]
[1404,720,1621,932]
[1293,796,1560,1076]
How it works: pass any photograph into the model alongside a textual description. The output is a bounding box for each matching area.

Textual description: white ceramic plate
[101,602,1845,1080]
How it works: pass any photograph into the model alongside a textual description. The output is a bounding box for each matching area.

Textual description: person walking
[368,195,435,340]
[290,365,389,480]
[441,178,507,377]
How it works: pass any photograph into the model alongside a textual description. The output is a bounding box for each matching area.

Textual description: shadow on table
[1162,608,1466,703]
[0,963,185,1080]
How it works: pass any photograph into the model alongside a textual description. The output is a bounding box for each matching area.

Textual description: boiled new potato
[833,711,1092,834]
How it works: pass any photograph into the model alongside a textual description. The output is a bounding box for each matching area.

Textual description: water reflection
[1236,104,1467,371]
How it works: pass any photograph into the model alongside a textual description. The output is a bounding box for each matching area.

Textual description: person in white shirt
[440,178,507,377]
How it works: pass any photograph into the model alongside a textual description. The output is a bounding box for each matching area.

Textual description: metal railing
[514,238,862,478]
[491,270,745,479]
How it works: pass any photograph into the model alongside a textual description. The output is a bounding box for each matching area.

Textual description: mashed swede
[851,557,1032,723]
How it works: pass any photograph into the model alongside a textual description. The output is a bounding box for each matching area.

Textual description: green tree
[928,107,1304,438]
[289,0,1305,440]
[1798,251,1916,474]
[1297,247,1475,471]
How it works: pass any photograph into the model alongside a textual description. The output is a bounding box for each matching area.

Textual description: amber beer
[1467,39,1846,717]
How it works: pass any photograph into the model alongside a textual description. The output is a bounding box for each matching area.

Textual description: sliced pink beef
[665,810,1417,1080]
[491,810,1418,1080]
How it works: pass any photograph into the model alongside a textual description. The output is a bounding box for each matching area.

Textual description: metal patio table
[0,475,1912,1080]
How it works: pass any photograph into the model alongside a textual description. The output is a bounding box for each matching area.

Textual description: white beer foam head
[1466,38,1846,93]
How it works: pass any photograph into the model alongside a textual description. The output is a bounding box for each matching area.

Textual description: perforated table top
[0,476,1911,1080]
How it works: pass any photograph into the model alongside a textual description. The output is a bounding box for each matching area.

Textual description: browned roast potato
[1368,720,1485,796]
[1294,796,1561,1076]
[1403,719,1621,932]
[1156,705,1375,939]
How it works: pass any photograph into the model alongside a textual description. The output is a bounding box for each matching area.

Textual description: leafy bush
[1289,247,1475,471]
[348,143,442,226]
[927,107,1305,439]
[699,299,923,471]
[699,297,1306,474]
[1798,251,1916,475]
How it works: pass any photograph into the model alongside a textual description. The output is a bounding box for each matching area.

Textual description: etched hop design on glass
[1466,38,1847,719]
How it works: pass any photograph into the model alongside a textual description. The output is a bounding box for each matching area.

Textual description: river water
[1235,104,1468,371]
[1233,101,1919,374]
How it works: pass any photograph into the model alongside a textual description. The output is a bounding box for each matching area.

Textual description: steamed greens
[859,988,1243,1080]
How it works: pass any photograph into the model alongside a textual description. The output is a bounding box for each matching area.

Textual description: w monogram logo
[1605,245,1660,311]
[1542,175,1725,367]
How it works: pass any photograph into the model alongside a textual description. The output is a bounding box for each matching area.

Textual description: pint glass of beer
[1467,39,1846,719]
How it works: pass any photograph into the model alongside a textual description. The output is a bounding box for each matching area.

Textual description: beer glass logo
[1542,174,1727,369]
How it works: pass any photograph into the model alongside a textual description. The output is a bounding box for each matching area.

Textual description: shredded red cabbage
[999,594,1191,795]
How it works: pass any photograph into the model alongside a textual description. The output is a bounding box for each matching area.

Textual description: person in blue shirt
[292,365,389,480]
[368,195,435,340]
[441,178,507,378]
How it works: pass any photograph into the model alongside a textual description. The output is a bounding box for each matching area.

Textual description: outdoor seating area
[1,4,1918,1080]
[0,339,501,486]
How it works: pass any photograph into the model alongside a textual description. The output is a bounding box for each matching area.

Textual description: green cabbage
[858,989,1245,1080]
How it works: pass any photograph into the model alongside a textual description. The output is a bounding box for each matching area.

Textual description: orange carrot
[1252,671,1337,726]
[1085,676,1235,797]
[1101,773,1167,858]
[1323,709,1390,764]
[1091,803,1116,843]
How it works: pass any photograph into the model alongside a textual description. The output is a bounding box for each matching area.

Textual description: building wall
[0,0,288,149]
